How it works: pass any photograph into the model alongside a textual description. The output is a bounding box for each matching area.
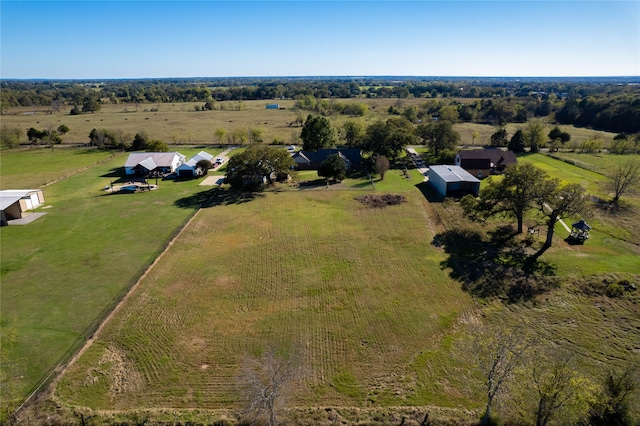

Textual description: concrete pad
[200,175,225,186]
[7,212,47,225]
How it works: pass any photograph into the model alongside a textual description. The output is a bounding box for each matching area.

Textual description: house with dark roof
[292,148,362,172]
[454,149,517,179]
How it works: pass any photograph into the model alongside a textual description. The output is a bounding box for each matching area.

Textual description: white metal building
[0,189,45,225]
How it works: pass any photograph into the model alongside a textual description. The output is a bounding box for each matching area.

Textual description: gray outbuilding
[428,165,480,198]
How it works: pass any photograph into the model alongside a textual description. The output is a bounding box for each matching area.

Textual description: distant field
[2,99,615,151]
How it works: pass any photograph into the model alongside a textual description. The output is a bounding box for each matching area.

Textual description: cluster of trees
[300,113,459,164]
[472,323,638,426]
[556,93,640,134]
[2,77,638,134]
[25,124,69,149]
[294,95,368,116]
[462,163,588,252]
[88,129,168,152]
[462,159,639,256]
[70,98,101,114]
[0,125,23,149]
[225,144,295,189]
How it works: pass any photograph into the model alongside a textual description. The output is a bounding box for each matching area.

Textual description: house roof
[293,148,362,165]
[572,219,591,231]
[124,152,185,168]
[183,151,214,167]
[0,190,40,210]
[460,158,491,169]
[457,149,517,167]
[138,157,158,171]
[429,165,481,183]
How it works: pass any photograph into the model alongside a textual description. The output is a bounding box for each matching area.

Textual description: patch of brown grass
[354,193,407,208]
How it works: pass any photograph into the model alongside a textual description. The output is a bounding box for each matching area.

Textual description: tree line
[2,78,639,134]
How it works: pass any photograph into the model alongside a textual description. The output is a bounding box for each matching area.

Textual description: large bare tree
[237,348,305,426]
[471,323,534,426]
[607,159,640,209]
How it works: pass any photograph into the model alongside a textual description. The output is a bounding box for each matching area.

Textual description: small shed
[428,165,480,198]
[0,189,45,225]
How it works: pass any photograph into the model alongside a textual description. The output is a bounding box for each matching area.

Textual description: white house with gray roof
[124,152,186,176]
[176,151,214,177]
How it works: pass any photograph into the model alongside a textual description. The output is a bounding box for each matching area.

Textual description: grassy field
[2,99,616,150]
[0,148,118,189]
[3,145,639,424]
[1,98,423,147]
[56,187,479,411]
[0,147,226,413]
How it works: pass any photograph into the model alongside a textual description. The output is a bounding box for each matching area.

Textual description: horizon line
[3,75,640,81]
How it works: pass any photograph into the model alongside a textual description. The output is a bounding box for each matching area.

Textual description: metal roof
[183,151,214,167]
[429,165,481,183]
[124,152,185,168]
[0,190,41,210]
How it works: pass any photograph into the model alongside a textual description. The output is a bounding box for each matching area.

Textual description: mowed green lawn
[0,148,119,189]
[0,148,223,412]
[57,188,478,411]
[3,147,639,423]
[516,153,640,276]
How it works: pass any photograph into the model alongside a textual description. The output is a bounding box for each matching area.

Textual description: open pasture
[0,148,225,412]
[518,153,609,196]
[2,145,639,423]
[0,147,118,189]
[3,98,616,154]
[57,188,479,412]
[2,98,417,147]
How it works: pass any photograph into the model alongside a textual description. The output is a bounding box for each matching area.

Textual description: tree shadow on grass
[100,167,126,179]
[174,187,265,209]
[433,225,558,303]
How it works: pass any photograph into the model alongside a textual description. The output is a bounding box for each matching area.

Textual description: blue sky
[1,1,638,79]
